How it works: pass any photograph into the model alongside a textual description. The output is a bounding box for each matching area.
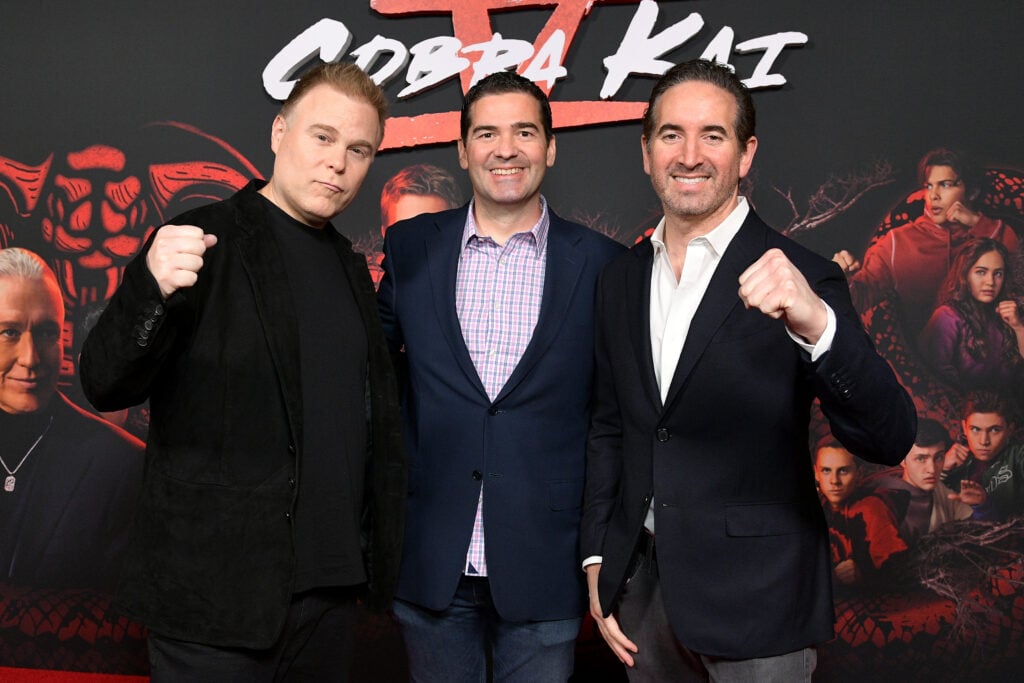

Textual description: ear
[457,138,469,170]
[269,115,287,154]
[641,136,651,176]
[738,135,758,179]
[545,135,557,168]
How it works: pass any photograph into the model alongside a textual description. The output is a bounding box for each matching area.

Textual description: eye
[36,329,61,343]
[0,328,20,341]
[315,133,332,143]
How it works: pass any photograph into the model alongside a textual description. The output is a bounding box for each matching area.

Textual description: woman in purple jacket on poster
[919,237,1024,392]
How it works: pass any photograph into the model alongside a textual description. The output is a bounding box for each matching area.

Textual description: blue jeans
[392,576,581,682]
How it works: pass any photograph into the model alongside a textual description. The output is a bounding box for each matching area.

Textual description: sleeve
[79,236,192,411]
[918,305,963,386]
[580,272,624,562]
[811,261,917,466]
[848,232,896,315]
[376,231,404,355]
[856,496,908,572]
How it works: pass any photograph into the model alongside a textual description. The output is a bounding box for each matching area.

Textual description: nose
[495,132,518,159]
[16,334,40,368]
[328,151,347,174]
[979,432,991,446]
[678,137,701,168]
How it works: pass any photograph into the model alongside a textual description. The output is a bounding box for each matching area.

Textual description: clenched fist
[146,224,218,299]
[738,248,828,345]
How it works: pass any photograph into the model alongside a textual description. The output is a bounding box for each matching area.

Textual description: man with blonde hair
[80,63,405,680]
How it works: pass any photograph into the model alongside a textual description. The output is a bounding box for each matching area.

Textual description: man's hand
[586,564,638,667]
[738,248,828,345]
[944,201,981,228]
[949,479,988,506]
[944,442,970,471]
[831,249,861,274]
[146,224,218,299]
[834,559,861,585]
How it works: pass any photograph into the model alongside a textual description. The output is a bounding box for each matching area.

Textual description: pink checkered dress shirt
[455,199,549,576]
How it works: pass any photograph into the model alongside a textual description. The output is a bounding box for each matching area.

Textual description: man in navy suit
[378,71,624,681]
[581,60,916,681]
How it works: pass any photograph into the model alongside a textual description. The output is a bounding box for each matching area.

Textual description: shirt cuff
[582,555,602,571]
[786,303,836,362]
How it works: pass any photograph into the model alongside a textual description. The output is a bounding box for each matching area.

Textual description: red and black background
[2,1,1022,681]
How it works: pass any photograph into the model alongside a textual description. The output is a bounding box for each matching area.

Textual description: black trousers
[148,586,360,683]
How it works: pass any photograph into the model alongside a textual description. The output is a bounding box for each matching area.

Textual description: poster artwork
[1,0,1022,680]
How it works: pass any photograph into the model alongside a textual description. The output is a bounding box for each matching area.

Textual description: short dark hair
[281,62,388,146]
[917,148,982,202]
[460,71,553,142]
[914,418,951,449]
[642,59,755,145]
[961,390,1012,422]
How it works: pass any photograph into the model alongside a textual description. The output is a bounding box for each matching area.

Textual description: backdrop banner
[1,1,1022,680]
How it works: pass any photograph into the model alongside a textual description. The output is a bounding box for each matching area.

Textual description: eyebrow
[471,121,540,135]
[656,123,729,137]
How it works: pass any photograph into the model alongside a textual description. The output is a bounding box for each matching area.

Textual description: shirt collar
[461,196,550,257]
[650,196,749,259]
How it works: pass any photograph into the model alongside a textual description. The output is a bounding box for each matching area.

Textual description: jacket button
[288,478,296,489]
[284,512,292,521]
[656,428,670,442]
[472,470,483,481]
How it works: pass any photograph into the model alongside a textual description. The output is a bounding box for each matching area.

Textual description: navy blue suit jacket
[581,210,916,658]
[378,204,624,621]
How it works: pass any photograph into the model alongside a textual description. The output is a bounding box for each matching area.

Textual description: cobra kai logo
[262,0,808,150]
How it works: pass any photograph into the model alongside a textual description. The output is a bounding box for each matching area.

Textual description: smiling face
[642,80,757,236]
[966,249,1005,304]
[815,446,860,508]
[457,91,555,216]
[0,276,63,415]
[923,165,967,227]
[262,83,381,228]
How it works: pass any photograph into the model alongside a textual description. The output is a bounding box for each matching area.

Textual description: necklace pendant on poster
[0,415,54,494]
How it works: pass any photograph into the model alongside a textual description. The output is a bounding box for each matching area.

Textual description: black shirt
[265,199,369,593]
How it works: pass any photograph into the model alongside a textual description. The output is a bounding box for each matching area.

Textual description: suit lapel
[661,215,767,414]
[425,208,489,399]
[627,240,662,409]
[495,217,583,401]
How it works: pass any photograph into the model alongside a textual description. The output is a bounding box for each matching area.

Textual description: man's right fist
[146,225,218,299]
